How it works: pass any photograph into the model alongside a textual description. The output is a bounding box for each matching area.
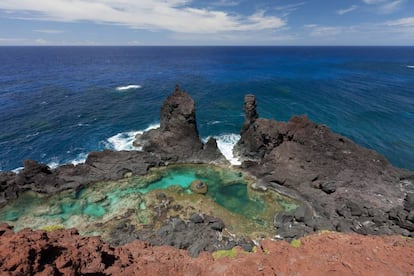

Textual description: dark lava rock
[235,94,414,238]
[242,94,258,132]
[320,181,336,194]
[404,193,414,211]
[0,150,162,207]
[294,205,313,224]
[137,215,252,257]
[189,213,204,224]
[136,85,227,164]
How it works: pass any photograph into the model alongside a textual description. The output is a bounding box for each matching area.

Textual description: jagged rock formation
[235,95,414,239]
[1,223,413,275]
[0,151,162,207]
[135,85,227,164]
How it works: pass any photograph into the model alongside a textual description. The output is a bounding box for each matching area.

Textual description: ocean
[0,46,413,171]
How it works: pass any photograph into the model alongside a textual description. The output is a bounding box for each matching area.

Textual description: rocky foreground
[1,224,413,275]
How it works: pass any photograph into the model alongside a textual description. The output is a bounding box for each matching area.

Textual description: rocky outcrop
[135,85,227,164]
[0,150,162,207]
[137,215,253,257]
[235,95,414,239]
[1,223,413,275]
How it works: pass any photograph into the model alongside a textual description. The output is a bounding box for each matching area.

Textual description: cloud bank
[0,0,285,33]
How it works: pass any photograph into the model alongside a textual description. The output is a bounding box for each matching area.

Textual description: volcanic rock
[2,224,413,275]
[136,85,227,164]
[0,150,162,207]
[190,179,208,194]
[137,215,251,257]
[235,94,414,239]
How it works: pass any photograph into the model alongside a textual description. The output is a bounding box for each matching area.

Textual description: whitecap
[407,65,414,68]
[11,167,24,173]
[204,133,241,165]
[47,161,60,169]
[69,153,88,165]
[25,132,39,138]
[207,121,221,125]
[115,84,142,91]
[46,153,88,169]
[106,123,160,151]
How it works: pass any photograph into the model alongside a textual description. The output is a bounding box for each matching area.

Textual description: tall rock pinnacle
[242,94,258,133]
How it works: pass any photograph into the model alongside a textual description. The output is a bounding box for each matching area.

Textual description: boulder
[190,180,208,194]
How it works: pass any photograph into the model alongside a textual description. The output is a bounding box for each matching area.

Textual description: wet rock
[190,179,208,194]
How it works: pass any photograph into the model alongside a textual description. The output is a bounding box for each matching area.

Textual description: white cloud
[304,24,342,37]
[35,38,48,44]
[0,38,26,43]
[385,17,414,26]
[212,0,239,7]
[34,29,64,34]
[379,0,403,13]
[362,0,386,4]
[337,5,358,15]
[0,0,285,34]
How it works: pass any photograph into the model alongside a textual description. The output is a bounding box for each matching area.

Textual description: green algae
[212,248,240,260]
[0,164,299,240]
[290,239,302,248]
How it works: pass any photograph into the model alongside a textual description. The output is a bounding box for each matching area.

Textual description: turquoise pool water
[0,164,297,233]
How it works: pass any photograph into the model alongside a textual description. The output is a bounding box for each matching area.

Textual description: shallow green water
[0,164,298,234]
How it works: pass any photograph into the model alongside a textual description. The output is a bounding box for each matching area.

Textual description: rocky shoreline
[1,85,414,262]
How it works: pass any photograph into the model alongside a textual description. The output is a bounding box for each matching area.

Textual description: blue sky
[0,0,413,45]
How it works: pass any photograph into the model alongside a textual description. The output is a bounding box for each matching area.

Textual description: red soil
[0,223,413,275]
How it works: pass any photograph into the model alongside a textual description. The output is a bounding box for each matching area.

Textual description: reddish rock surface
[1,223,413,275]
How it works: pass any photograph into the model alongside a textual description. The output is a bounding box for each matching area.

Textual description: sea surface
[0,46,413,171]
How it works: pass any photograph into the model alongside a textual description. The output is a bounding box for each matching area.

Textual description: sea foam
[115,85,142,91]
[47,153,88,169]
[106,123,160,151]
[208,133,241,165]
[407,65,414,68]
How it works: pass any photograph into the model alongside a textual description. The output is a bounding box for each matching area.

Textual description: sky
[0,0,413,45]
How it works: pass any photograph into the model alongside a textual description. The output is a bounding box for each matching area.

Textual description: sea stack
[242,94,258,132]
[136,85,226,163]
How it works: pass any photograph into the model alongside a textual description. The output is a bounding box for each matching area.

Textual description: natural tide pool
[0,164,299,239]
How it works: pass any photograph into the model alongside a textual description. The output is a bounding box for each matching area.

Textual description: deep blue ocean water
[0,46,413,171]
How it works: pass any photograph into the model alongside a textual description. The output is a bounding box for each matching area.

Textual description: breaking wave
[115,85,142,91]
[106,123,160,151]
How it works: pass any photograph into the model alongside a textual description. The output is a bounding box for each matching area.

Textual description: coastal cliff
[235,94,414,239]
